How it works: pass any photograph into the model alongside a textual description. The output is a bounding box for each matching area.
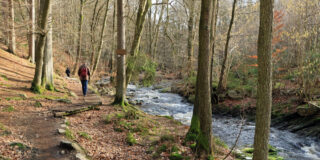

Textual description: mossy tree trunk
[113,0,126,106]
[31,0,51,93]
[187,0,213,157]
[72,0,85,75]
[126,0,151,87]
[252,0,274,160]
[217,0,237,93]
[42,2,53,90]
[8,0,16,54]
[91,0,110,77]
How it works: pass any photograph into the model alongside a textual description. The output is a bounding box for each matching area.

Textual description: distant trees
[28,0,36,63]
[217,0,236,93]
[72,0,85,75]
[252,0,274,159]
[187,0,213,158]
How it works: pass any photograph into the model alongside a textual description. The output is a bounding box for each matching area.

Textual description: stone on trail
[76,153,88,160]
[60,124,67,128]
[58,129,66,134]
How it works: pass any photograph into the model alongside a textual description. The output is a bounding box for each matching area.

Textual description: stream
[127,84,320,160]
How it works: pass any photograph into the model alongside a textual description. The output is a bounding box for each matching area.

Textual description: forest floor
[0,48,232,159]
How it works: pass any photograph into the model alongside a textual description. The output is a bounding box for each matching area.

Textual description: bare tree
[187,0,213,158]
[8,0,16,54]
[126,0,152,86]
[72,0,85,75]
[187,0,195,70]
[113,0,127,106]
[42,1,53,90]
[31,0,51,93]
[253,0,274,159]
[217,0,237,93]
[29,0,36,63]
[91,0,110,77]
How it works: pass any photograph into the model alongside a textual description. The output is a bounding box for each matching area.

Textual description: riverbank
[157,77,320,140]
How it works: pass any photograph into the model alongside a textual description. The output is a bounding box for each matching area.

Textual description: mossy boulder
[297,102,320,116]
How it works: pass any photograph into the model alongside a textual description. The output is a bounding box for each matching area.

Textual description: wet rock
[297,102,320,116]
[227,90,244,100]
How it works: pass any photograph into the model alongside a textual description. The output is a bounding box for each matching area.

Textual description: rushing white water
[127,84,320,160]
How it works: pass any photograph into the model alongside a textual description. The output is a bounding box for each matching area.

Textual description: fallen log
[53,105,100,117]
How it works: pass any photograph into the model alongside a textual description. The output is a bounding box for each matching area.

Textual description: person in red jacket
[78,63,91,97]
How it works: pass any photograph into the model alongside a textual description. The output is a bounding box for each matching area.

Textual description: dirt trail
[0,49,101,159]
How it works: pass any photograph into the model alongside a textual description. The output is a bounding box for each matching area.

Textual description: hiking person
[65,67,71,77]
[78,63,91,97]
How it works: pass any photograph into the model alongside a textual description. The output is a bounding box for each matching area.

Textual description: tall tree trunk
[113,0,126,106]
[210,0,219,102]
[217,0,237,93]
[126,0,151,86]
[91,0,110,77]
[109,0,116,74]
[72,0,85,75]
[29,0,36,63]
[31,0,51,93]
[187,0,213,157]
[187,0,195,70]
[252,0,274,159]
[42,1,53,90]
[196,0,213,156]
[8,0,16,54]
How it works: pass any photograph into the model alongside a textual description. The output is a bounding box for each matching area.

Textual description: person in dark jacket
[66,67,71,77]
[78,63,91,97]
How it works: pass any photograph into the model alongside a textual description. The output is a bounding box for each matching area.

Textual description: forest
[0,0,319,159]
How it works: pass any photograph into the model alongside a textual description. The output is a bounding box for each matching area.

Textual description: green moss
[197,132,211,153]
[45,83,54,91]
[65,128,75,140]
[126,132,137,146]
[116,112,125,119]
[214,137,228,149]
[2,106,15,112]
[34,101,42,108]
[186,115,200,142]
[190,143,196,151]
[171,145,179,153]
[169,152,183,160]
[65,120,70,126]
[0,74,8,81]
[78,131,92,140]
[104,114,115,124]
[158,144,167,152]
[242,148,254,153]
[160,134,175,142]
[10,142,29,151]
[31,83,44,94]
[5,97,24,101]
[163,115,174,119]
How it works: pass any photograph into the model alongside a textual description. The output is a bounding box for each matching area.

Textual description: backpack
[80,66,88,79]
